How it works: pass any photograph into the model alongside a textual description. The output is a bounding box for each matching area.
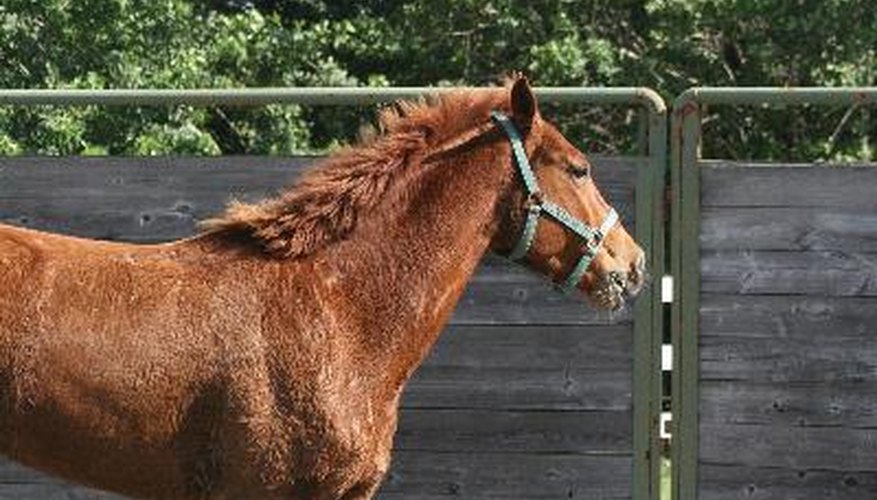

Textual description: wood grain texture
[701,162,877,208]
[700,423,877,471]
[701,207,877,252]
[699,464,877,500]
[0,155,642,498]
[701,250,877,296]
[701,381,877,429]
[697,162,877,500]
[394,409,632,453]
[701,295,877,339]
[377,451,632,499]
[701,336,877,383]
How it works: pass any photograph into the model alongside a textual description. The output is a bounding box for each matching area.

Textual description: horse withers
[0,76,645,499]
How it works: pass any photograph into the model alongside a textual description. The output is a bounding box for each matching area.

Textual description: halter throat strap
[490,111,618,293]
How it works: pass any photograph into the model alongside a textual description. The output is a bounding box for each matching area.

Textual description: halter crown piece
[490,111,619,294]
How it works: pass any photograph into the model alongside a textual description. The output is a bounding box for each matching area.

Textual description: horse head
[490,77,646,310]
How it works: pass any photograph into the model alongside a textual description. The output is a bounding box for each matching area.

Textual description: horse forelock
[200,85,515,259]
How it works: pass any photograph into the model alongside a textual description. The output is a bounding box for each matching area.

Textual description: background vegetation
[1,0,875,159]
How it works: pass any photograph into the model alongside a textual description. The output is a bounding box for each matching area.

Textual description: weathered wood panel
[701,295,877,339]
[697,162,877,500]
[701,207,877,251]
[700,424,877,471]
[379,452,631,499]
[394,409,631,453]
[699,464,877,500]
[0,155,642,499]
[701,250,877,296]
[700,335,877,383]
[701,381,877,428]
[700,162,877,208]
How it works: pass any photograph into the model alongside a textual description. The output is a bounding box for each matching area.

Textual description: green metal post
[671,90,703,500]
[632,96,667,500]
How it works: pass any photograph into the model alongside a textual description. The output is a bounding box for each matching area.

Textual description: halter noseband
[491,111,619,293]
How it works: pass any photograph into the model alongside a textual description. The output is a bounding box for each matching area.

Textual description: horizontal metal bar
[0,87,666,112]
[675,87,877,109]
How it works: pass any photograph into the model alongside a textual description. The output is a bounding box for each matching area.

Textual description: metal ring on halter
[561,207,618,293]
[490,111,620,292]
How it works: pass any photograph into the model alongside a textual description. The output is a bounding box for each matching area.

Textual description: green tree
[1,0,875,159]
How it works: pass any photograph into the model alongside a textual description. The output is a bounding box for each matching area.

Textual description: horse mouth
[590,270,642,311]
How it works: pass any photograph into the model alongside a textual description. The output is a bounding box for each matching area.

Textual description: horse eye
[567,165,590,180]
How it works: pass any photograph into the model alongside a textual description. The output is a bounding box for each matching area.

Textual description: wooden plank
[701,162,877,209]
[0,155,639,243]
[700,335,877,383]
[701,295,877,339]
[701,207,877,252]
[378,451,631,499]
[418,324,631,371]
[699,423,877,471]
[701,250,877,296]
[394,409,631,453]
[699,463,877,500]
[402,365,631,412]
[701,381,877,429]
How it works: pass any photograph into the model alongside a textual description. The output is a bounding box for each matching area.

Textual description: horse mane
[201,84,513,258]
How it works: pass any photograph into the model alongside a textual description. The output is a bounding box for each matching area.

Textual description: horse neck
[324,142,511,387]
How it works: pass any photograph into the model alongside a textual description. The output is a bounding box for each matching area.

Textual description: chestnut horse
[0,77,645,499]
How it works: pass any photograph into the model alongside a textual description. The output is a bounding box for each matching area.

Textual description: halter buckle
[524,192,543,213]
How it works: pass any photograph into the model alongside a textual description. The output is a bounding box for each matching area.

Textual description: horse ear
[510,76,537,133]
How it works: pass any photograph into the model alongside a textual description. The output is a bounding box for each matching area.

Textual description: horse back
[0,224,237,496]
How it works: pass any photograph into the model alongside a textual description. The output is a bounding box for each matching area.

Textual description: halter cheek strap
[491,111,619,293]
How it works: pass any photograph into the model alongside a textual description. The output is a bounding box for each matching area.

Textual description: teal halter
[491,111,619,293]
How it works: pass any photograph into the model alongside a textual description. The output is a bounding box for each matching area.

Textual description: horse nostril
[625,253,648,296]
[608,270,626,290]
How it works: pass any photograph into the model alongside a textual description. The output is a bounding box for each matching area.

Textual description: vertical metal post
[671,90,702,500]
[636,109,650,155]
[632,94,667,500]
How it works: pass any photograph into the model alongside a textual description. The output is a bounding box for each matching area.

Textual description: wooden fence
[0,155,659,499]
[695,162,877,499]
[671,88,877,500]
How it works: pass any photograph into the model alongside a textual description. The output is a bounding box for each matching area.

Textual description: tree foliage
[1,0,875,159]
